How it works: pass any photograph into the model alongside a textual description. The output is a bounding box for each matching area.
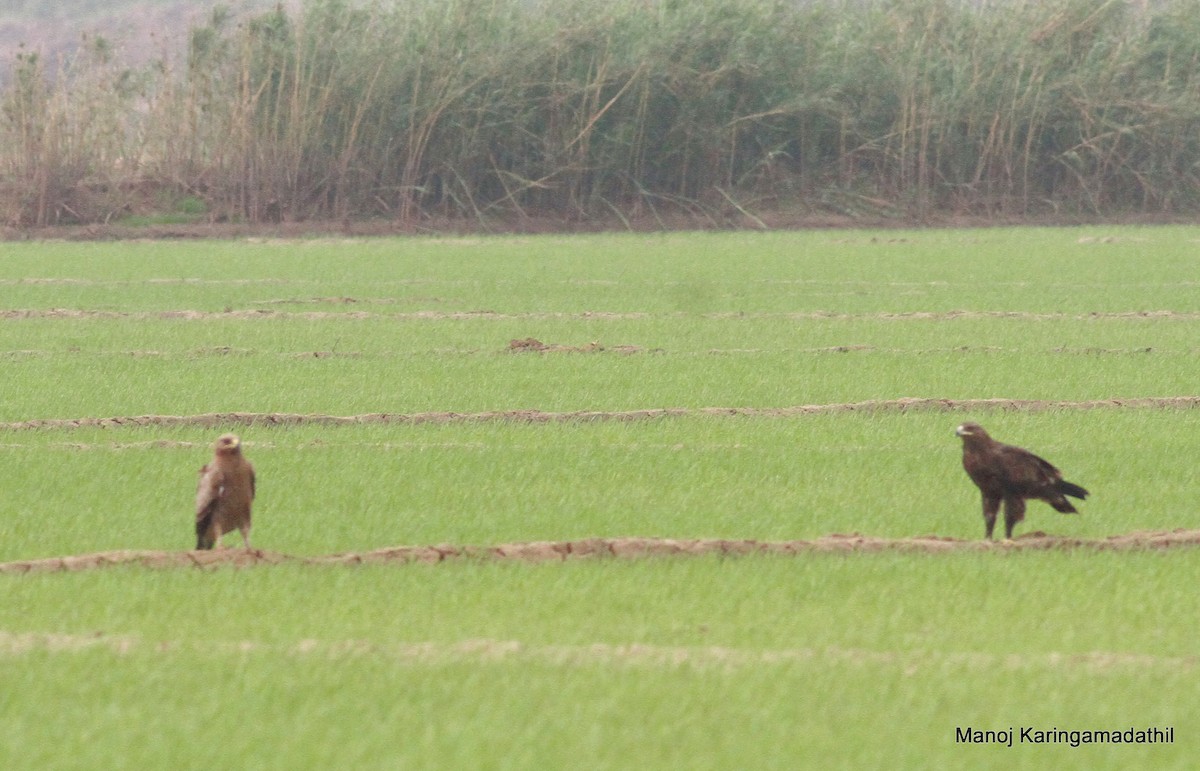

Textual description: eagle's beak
[955,425,968,437]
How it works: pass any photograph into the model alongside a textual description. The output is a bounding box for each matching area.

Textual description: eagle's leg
[240,523,252,551]
[982,496,1001,539]
[195,511,216,550]
[1002,496,1026,539]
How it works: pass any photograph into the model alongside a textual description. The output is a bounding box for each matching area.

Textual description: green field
[1,227,1198,768]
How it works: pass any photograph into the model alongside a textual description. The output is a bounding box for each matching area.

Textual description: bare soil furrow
[3,530,1200,574]
[3,397,1199,432]
[0,631,1192,670]
[7,344,1194,360]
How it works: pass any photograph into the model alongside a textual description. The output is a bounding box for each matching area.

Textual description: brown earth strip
[0,631,1192,670]
[6,344,1187,359]
[3,530,1200,575]
[251,297,401,306]
[0,440,488,451]
[3,397,1199,432]
[6,345,1188,359]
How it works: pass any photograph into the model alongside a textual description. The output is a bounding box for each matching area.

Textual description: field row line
[4,308,1200,321]
[0,440,497,450]
[2,345,1189,358]
[0,631,1191,671]
[4,397,1200,431]
[6,277,1198,288]
[4,530,1200,575]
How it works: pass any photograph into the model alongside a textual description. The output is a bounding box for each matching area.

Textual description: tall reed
[3,0,1200,226]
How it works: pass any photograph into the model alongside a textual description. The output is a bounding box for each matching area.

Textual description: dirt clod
[508,338,646,354]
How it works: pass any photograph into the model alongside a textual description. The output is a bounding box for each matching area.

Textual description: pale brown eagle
[195,433,256,550]
[956,422,1088,539]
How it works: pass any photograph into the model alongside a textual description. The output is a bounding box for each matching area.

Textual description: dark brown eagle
[195,433,256,550]
[955,422,1088,539]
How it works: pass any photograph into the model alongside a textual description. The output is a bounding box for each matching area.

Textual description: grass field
[1,227,1198,768]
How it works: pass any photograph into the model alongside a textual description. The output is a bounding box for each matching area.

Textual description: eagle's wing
[248,462,256,500]
[195,463,225,522]
[1028,452,1063,481]
[996,444,1062,490]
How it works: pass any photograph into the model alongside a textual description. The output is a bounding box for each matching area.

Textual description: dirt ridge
[4,530,1200,574]
[1,631,1192,670]
[4,397,1199,432]
[7,344,1184,359]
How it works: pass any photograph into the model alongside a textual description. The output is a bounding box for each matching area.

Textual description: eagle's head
[214,433,242,454]
[955,422,988,440]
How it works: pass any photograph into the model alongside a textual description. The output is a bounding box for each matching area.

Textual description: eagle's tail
[1058,480,1089,500]
[195,513,215,550]
[1047,480,1088,514]
[1049,497,1078,514]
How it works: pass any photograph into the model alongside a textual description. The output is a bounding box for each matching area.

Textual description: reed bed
[3,0,1200,226]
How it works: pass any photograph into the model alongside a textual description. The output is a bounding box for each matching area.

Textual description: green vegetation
[1,555,1197,768]
[3,409,1195,560]
[1,228,1198,419]
[1,227,1198,768]
[4,0,1200,225]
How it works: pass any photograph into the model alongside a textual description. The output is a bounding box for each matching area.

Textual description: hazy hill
[0,0,277,68]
